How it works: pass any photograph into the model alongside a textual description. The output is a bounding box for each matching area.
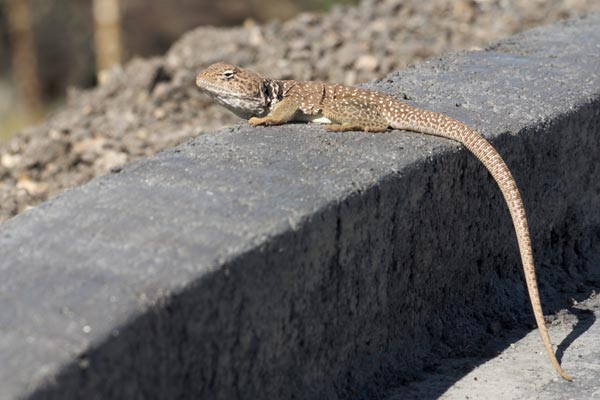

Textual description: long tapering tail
[391,104,572,381]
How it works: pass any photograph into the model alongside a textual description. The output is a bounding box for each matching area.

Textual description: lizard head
[196,63,272,119]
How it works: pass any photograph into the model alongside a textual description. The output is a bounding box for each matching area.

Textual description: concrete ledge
[2,14,600,400]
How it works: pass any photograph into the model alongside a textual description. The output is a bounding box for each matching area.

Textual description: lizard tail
[390,104,572,381]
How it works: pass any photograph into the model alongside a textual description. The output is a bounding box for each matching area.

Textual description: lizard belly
[294,112,332,125]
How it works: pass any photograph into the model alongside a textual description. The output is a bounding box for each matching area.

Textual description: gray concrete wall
[1,13,599,400]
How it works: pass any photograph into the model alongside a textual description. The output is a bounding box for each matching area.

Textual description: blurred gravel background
[1,0,600,223]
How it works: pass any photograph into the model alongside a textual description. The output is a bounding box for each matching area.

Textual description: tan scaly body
[196,62,572,381]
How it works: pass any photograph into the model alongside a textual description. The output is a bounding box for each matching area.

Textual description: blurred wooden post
[4,0,43,120]
[93,0,122,83]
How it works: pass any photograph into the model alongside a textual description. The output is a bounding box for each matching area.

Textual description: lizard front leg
[249,98,299,126]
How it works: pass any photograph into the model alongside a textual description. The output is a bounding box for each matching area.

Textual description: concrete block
[1,13,599,400]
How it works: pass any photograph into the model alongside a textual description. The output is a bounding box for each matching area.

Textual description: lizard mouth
[196,79,248,99]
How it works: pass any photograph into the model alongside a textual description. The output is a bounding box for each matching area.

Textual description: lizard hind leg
[323,99,389,133]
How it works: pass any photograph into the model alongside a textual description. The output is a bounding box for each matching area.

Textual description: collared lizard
[195,62,572,381]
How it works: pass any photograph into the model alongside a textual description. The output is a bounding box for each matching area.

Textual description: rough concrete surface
[385,291,600,399]
[1,13,600,400]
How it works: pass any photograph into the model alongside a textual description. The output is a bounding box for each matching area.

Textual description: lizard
[195,62,572,381]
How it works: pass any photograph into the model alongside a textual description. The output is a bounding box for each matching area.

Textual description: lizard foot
[248,117,266,126]
[248,117,284,126]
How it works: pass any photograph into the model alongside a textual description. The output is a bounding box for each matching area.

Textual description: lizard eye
[221,70,235,80]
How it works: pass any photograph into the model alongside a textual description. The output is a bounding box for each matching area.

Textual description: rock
[16,175,49,196]
[94,150,128,174]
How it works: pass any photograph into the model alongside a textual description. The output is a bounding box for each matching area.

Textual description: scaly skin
[196,62,572,381]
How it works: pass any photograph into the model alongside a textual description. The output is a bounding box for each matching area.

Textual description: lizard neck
[225,78,283,119]
[263,79,284,115]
